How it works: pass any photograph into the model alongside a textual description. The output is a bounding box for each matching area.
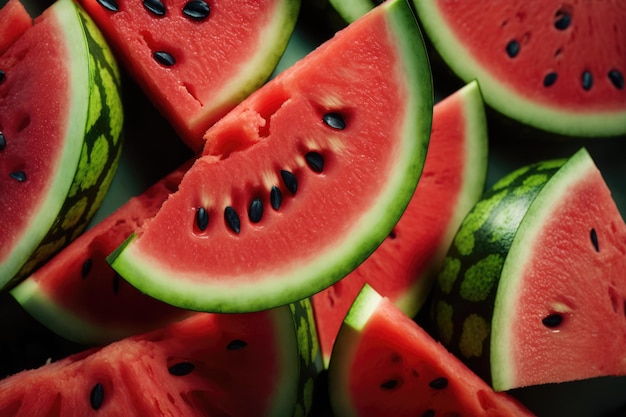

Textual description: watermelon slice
[78,0,300,151]
[0,0,124,289]
[10,161,194,346]
[107,0,434,313]
[328,284,536,417]
[311,80,488,366]
[0,299,322,417]
[0,0,31,54]
[431,148,626,391]
[412,0,626,138]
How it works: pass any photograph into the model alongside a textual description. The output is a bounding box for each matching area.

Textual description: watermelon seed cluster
[192,112,341,235]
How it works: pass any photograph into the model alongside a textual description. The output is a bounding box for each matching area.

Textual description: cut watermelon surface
[312,81,488,366]
[108,0,433,313]
[0,0,124,289]
[0,0,31,54]
[78,0,301,151]
[0,300,322,417]
[432,148,626,391]
[328,284,536,417]
[412,0,626,137]
[10,161,194,346]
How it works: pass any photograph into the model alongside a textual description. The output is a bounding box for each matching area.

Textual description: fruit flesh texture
[0,307,304,417]
[78,0,300,151]
[11,162,193,346]
[108,0,433,313]
[328,285,536,417]
[312,81,487,366]
[491,149,626,390]
[0,0,31,54]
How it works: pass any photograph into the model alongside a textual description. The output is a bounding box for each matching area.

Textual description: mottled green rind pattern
[289,298,324,417]
[8,2,123,287]
[431,157,565,384]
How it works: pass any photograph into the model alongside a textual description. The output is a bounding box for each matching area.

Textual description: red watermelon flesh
[312,81,488,366]
[78,0,300,151]
[0,307,304,416]
[412,0,626,137]
[0,0,31,54]
[107,0,433,313]
[328,284,536,417]
[491,149,626,390]
[10,161,194,346]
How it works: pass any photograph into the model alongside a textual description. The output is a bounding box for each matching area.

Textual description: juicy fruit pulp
[312,81,488,366]
[432,148,626,391]
[10,162,193,346]
[412,0,626,137]
[108,0,434,313]
[328,285,536,417]
[0,300,322,417]
[0,0,124,289]
[79,0,301,151]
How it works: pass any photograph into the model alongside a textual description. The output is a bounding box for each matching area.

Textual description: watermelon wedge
[412,0,626,138]
[328,284,536,417]
[0,300,322,417]
[107,0,434,313]
[10,161,194,346]
[0,0,124,289]
[431,148,626,391]
[312,80,488,366]
[78,0,301,151]
[0,0,31,54]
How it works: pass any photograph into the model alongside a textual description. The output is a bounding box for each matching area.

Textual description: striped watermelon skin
[0,0,124,288]
[431,157,564,383]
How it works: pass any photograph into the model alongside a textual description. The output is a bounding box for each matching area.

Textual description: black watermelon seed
[112,274,120,294]
[505,40,520,58]
[143,0,166,16]
[0,70,5,83]
[380,379,399,390]
[96,0,119,12]
[9,171,26,182]
[608,70,624,90]
[0,131,6,151]
[305,151,324,173]
[554,9,571,30]
[196,207,209,231]
[542,313,563,328]
[168,362,195,376]
[270,186,282,210]
[90,383,104,410]
[429,377,448,390]
[421,410,436,417]
[248,198,263,223]
[590,228,599,252]
[322,112,346,130]
[153,51,176,66]
[543,72,558,87]
[224,206,240,234]
[280,170,298,195]
[581,71,593,91]
[227,339,248,350]
[183,0,211,20]
[81,258,93,279]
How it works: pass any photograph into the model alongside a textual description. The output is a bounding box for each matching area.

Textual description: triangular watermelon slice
[77,0,301,151]
[312,80,488,367]
[0,299,322,416]
[0,0,124,289]
[328,284,536,417]
[10,161,194,346]
[107,0,434,313]
[431,148,626,391]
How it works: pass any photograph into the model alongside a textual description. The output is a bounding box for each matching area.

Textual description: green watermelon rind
[0,0,124,289]
[327,0,375,23]
[108,0,433,313]
[396,79,489,315]
[490,148,596,390]
[412,0,626,138]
